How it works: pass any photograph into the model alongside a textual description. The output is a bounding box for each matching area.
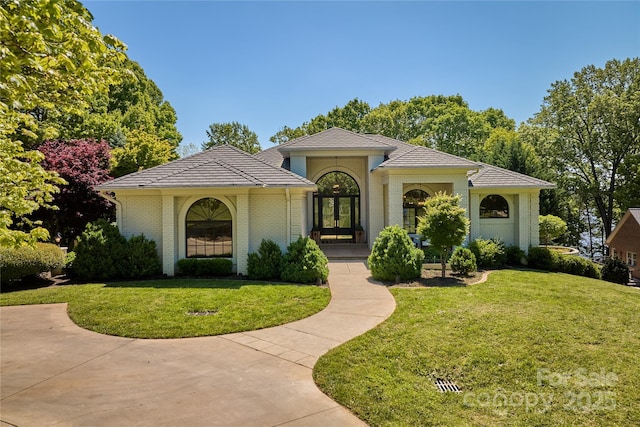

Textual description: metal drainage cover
[186,310,218,316]
[434,379,461,393]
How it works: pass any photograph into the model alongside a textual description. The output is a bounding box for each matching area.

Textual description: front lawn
[0,279,330,338]
[314,270,640,426]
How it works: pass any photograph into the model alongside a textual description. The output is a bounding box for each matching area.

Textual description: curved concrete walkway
[0,261,395,426]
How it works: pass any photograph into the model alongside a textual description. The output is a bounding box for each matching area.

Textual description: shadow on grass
[104,278,308,289]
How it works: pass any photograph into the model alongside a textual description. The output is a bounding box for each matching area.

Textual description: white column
[387,175,403,228]
[452,176,471,244]
[530,191,540,247]
[162,195,175,276]
[236,194,249,275]
[469,192,480,241]
[518,193,529,250]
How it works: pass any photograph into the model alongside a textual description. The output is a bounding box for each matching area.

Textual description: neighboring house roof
[97,145,315,190]
[606,208,640,245]
[468,162,556,189]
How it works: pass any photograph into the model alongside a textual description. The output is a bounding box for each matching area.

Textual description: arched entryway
[313,171,360,243]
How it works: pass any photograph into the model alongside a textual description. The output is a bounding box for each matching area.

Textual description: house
[606,208,640,280]
[97,127,555,276]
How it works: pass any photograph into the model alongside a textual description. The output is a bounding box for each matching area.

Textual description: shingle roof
[254,127,478,169]
[277,127,396,152]
[630,208,640,224]
[97,145,315,190]
[468,162,555,189]
[376,145,479,169]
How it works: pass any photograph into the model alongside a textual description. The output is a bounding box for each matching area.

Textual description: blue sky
[85,1,640,150]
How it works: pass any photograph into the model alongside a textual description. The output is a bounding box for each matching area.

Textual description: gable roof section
[277,127,396,153]
[606,208,640,245]
[97,145,315,190]
[255,127,477,169]
[468,162,556,189]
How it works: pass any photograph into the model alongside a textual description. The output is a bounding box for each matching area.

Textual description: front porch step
[319,243,370,260]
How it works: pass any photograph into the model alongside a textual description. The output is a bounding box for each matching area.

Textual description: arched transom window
[480,195,509,218]
[403,189,430,234]
[316,171,360,196]
[186,198,232,257]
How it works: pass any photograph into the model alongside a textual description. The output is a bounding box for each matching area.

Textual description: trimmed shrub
[505,245,525,266]
[601,258,630,284]
[74,220,163,281]
[176,258,233,276]
[450,247,477,275]
[124,235,162,279]
[73,220,127,281]
[281,236,329,284]
[468,238,506,269]
[247,239,282,280]
[0,243,65,283]
[539,214,568,245]
[527,246,558,271]
[368,225,424,282]
[527,246,601,279]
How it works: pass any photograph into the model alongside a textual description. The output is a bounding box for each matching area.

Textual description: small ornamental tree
[368,225,424,282]
[539,214,567,246]
[35,139,114,245]
[417,192,470,278]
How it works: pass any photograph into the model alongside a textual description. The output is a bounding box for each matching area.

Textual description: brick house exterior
[606,208,640,280]
[98,127,555,276]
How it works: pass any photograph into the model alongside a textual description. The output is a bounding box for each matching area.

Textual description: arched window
[186,198,232,257]
[403,189,429,233]
[316,171,359,196]
[480,195,509,218]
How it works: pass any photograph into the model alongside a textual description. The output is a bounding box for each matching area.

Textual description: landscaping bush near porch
[368,225,424,282]
[281,236,329,284]
[314,270,640,426]
[0,243,66,284]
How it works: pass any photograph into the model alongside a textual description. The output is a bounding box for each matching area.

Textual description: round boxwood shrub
[450,247,477,275]
[468,238,506,269]
[601,257,630,284]
[0,243,65,284]
[527,246,558,271]
[281,236,329,284]
[247,239,283,280]
[505,245,525,266]
[368,225,424,282]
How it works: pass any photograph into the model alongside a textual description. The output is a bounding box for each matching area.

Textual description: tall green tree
[270,95,515,159]
[417,192,470,278]
[478,128,540,176]
[48,59,182,150]
[529,58,640,241]
[111,129,178,177]
[0,0,126,245]
[203,122,261,154]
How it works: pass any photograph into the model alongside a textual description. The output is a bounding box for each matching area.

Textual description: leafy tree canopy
[111,129,178,177]
[270,95,515,159]
[528,58,640,240]
[203,122,261,154]
[33,139,113,245]
[0,0,125,246]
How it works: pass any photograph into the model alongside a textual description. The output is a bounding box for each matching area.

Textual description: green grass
[0,279,330,338]
[314,270,640,426]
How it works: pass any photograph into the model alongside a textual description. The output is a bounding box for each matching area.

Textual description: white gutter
[99,191,122,228]
[286,187,291,245]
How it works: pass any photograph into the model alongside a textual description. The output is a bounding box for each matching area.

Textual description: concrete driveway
[0,261,395,426]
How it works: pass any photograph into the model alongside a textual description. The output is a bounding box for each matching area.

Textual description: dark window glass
[403,189,429,234]
[316,172,359,196]
[186,198,232,257]
[480,195,509,218]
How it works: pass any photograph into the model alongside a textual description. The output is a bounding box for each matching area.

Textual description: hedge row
[527,246,601,279]
[0,243,66,284]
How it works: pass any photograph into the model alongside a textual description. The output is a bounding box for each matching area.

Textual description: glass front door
[318,195,357,242]
[314,171,360,243]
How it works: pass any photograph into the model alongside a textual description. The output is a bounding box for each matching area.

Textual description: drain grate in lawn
[186,310,218,316]
[434,378,461,393]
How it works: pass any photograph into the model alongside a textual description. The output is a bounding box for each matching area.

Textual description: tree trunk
[441,249,447,278]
